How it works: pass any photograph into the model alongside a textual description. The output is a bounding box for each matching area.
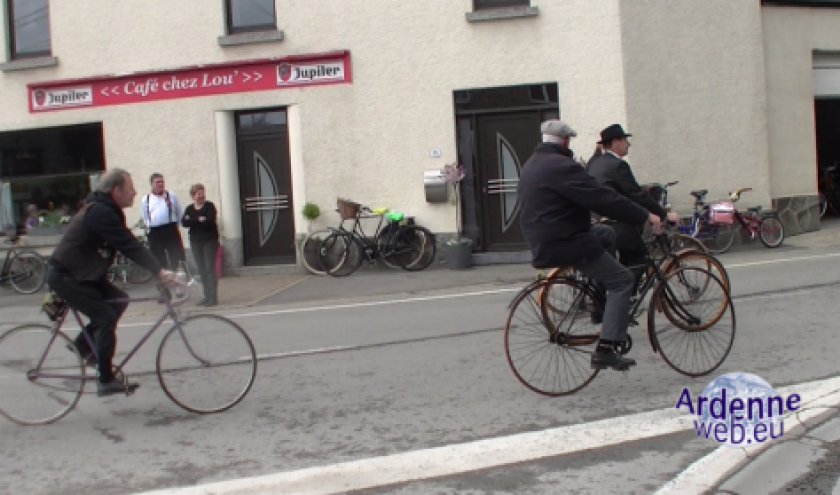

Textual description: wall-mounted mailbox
[424,170,448,203]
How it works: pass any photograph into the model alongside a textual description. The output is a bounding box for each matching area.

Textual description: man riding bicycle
[517,120,661,370]
[47,168,176,396]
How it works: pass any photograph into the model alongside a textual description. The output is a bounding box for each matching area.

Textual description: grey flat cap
[541,120,577,138]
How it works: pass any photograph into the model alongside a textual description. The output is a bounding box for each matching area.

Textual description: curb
[654,388,840,495]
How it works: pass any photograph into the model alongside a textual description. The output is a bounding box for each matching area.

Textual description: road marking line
[135,375,840,495]
[84,250,840,330]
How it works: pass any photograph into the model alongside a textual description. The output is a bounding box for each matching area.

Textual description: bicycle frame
[28,283,204,384]
[329,208,407,260]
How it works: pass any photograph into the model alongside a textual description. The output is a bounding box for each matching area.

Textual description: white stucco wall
[0,0,629,250]
[762,5,840,200]
[618,0,771,212]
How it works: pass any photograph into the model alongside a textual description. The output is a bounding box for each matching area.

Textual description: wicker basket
[337,198,361,220]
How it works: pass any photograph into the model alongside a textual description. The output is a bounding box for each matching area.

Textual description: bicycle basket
[337,198,361,220]
[708,201,735,225]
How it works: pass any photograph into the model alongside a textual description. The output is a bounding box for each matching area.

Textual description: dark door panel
[475,112,541,251]
[236,113,296,266]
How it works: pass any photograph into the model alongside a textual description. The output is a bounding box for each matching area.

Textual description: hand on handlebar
[157,269,176,285]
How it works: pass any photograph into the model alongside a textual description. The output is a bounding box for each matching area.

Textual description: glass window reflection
[10,0,51,58]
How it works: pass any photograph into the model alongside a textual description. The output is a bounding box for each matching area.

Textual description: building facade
[0,0,836,271]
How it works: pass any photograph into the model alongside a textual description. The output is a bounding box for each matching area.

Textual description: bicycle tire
[506,277,601,397]
[8,250,47,294]
[324,232,364,277]
[318,231,352,276]
[156,314,257,414]
[0,324,86,425]
[127,263,154,284]
[300,228,334,276]
[648,267,735,377]
[659,250,731,296]
[697,223,734,255]
[758,216,784,248]
[394,226,437,272]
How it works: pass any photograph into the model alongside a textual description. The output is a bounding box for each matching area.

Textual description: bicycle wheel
[157,314,256,414]
[393,226,437,272]
[127,262,154,284]
[697,223,734,255]
[505,278,601,397]
[660,250,731,298]
[648,267,735,377]
[300,228,334,275]
[323,232,364,277]
[670,234,709,254]
[0,324,86,425]
[758,216,784,248]
[8,250,46,294]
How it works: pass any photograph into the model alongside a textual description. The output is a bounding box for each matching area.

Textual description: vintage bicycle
[317,198,437,277]
[504,230,735,397]
[0,234,47,294]
[0,279,257,425]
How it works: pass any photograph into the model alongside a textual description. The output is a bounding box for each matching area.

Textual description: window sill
[218,29,285,47]
[0,56,58,72]
[466,6,539,22]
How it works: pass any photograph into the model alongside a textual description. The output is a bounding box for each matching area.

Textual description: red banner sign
[28,50,351,113]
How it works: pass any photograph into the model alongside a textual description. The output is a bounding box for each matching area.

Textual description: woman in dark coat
[181,183,220,306]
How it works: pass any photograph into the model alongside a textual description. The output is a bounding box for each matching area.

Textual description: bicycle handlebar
[155,277,193,307]
[728,187,753,202]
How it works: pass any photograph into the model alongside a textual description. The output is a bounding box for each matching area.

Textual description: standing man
[142,173,186,270]
[586,124,673,291]
[518,120,661,370]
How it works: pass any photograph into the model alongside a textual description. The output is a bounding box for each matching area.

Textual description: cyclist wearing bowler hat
[587,124,677,293]
[517,120,662,371]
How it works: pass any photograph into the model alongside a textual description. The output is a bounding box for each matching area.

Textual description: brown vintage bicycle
[505,230,735,397]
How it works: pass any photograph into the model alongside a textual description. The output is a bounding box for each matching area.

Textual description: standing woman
[182,183,220,306]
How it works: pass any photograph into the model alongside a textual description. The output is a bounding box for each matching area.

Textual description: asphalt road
[2,245,840,495]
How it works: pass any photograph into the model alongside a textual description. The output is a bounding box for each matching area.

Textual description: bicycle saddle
[690,189,708,199]
[746,206,761,213]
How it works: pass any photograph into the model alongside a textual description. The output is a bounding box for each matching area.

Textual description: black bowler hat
[597,124,632,144]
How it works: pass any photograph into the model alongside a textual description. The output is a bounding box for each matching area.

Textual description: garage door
[814,52,840,97]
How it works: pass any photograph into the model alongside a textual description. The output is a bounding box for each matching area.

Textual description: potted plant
[441,162,472,269]
[301,202,321,233]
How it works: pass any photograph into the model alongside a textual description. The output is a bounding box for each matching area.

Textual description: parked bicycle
[317,198,437,277]
[0,234,46,294]
[0,280,257,425]
[700,188,785,254]
[107,233,154,285]
[818,163,840,217]
[505,230,735,397]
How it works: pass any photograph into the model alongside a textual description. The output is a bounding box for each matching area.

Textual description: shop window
[7,0,51,60]
[0,124,105,236]
[473,0,530,10]
[226,0,276,34]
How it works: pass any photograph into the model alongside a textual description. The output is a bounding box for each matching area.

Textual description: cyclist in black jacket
[48,168,175,397]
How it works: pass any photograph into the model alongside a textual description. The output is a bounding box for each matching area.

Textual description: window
[0,124,105,235]
[226,0,276,34]
[473,0,530,10]
[7,0,51,60]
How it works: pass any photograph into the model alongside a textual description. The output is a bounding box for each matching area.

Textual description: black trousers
[613,222,648,293]
[191,239,219,302]
[46,266,128,383]
[148,222,186,270]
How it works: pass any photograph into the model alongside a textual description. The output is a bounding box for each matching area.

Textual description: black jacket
[50,192,162,282]
[182,201,219,244]
[586,152,667,220]
[517,143,650,269]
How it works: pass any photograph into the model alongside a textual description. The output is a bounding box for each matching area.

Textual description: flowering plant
[441,162,471,246]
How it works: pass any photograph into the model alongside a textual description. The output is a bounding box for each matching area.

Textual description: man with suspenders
[141,173,187,270]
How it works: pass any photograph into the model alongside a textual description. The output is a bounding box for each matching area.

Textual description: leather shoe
[97,379,140,397]
[591,349,636,371]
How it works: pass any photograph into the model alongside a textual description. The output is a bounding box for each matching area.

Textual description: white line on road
[109,250,840,329]
[134,375,840,495]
